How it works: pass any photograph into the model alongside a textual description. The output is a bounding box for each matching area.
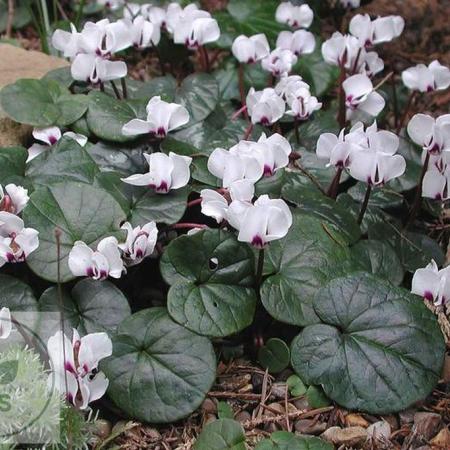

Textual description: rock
[201,398,217,414]
[321,426,368,447]
[235,411,251,424]
[367,420,391,442]
[0,44,68,147]
[430,427,450,448]
[270,382,288,400]
[293,397,310,411]
[412,412,441,441]
[382,414,399,431]
[93,419,112,440]
[345,413,369,428]
[294,419,327,435]
[399,409,416,425]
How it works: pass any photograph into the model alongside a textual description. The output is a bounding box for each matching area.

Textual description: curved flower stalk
[119,221,158,266]
[231,34,270,64]
[275,2,314,29]
[236,195,293,248]
[276,30,316,57]
[0,306,12,340]
[261,48,298,78]
[68,237,124,280]
[412,260,450,306]
[349,14,404,48]
[246,88,285,126]
[27,126,87,162]
[121,152,192,194]
[0,212,39,267]
[402,61,450,93]
[122,96,189,138]
[0,184,29,214]
[343,74,385,119]
[47,329,112,409]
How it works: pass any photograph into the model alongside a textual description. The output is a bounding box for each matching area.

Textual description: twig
[293,161,327,196]
[6,0,14,38]
[256,369,269,421]
[285,384,291,432]
[208,392,262,401]
[373,71,394,91]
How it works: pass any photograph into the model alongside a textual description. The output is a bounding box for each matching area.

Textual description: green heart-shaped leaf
[255,432,333,450]
[194,419,246,450]
[160,230,256,337]
[102,307,216,423]
[291,273,445,414]
[258,338,290,374]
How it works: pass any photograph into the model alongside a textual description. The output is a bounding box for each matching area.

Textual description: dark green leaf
[23,182,125,282]
[218,402,234,419]
[0,274,37,311]
[194,419,246,450]
[0,146,27,184]
[286,375,307,397]
[102,308,216,423]
[258,338,290,374]
[161,230,256,337]
[306,386,330,408]
[291,273,445,414]
[255,432,333,450]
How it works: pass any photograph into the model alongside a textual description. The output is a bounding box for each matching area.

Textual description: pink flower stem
[357,184,372,225]
[232,104,248,121]
[327,166,343,199]
[243,122,254,140]
[337,64,347,130]
[238,64,249,121]
[187,198,202,208]
[170,223,207,230]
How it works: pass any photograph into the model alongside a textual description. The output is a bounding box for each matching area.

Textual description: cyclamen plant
[0,0,449,439]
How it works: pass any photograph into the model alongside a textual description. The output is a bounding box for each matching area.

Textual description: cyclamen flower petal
[121,152,192,193]
[71,54,127,84]
[33,126,61,146]
[122,16,161,48]
[422,166,450,200]
[402,60,450,92]
[411,260,450,306]
[0,212,39,263]
[166,3,208,35]
[407,114,450,154]
[47,329,112,409]
[174,16,220,49]
[286,92,322,121]
[343,74,385,118]
[275,2,314,29]
[231,34,270,64]
[0,184,29,214]
[322,32,365,72]
[119,221,158,266]
[274,75,310,100]
[276,30,316,56]
[68,237,124,280]
[246,88,286,126]
[349,14,404,47]
[200,189,229,223]
[261,48,298,77]
[364,51,384,77]
[208,147,263,187]
[122,96,189,138]
[52,23,82,59]
[0,307,12,340]
[237,195,293,248]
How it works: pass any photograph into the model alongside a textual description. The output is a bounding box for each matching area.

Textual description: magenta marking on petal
[260,117,270,126]
[86,267,95,278]
[251,235,265,249]
[99,270,108,280]
[248,57,255,64]
[49,136,58,145]
[6,253,15,263]
[136,249,144,258]
[435,193,442,200]
[64,361,76,374]
[263,165,274,177]
[156,181,169,193]
[66,393,74,404]
[156,127,166,138]
[427,85,434,93]
[423,291,434,302]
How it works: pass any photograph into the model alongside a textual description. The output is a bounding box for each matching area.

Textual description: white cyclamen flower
[407,114,450,155]
[51,23,82,58]
[237,195,293,248]
[231,34,270,64]
[274,75,310,100]
[0,212,39,266]
[261,48,298,77]
[276,30,315,56]
[147,6,167,28]
[411,260,450,306]
[349,14,404,47]
[0,184,29,214]
[79,19,131,57]
[119,221,158,266]
[121,152,192,193]
[246,88,286,126]
[322,32,365,72]
[363,51,384,77]
[173,14,220,49]
[402,60,450,93]
[208,148,263,188]
[71,54,127,84]
[166,3,206,34]
[122,16,161,48]
[0,307,12,340]
[122,96,189,138]
[47,329,112,409]
[286,90,322,121]
[122,2,142,20]
[348,123,406,186]
[343,74,385,118]
[275,2,314,29]
[422,165,450,200]
[68,237,124,280]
